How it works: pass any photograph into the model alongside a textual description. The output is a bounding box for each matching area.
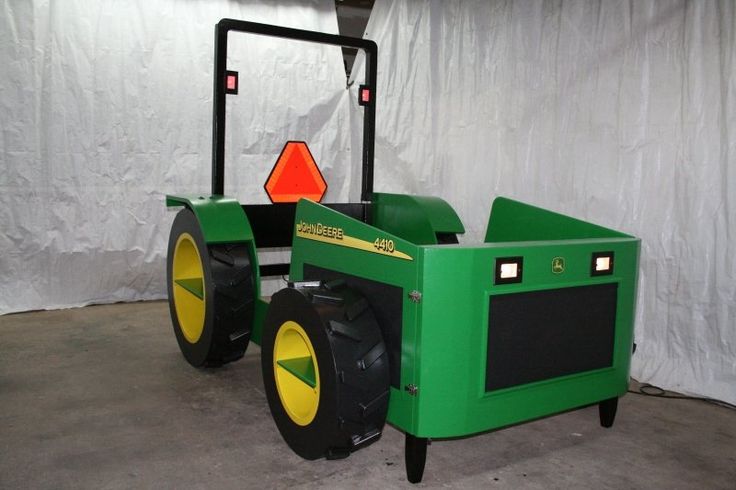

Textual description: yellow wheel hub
[172,233,206,343]
[273,321,320,426]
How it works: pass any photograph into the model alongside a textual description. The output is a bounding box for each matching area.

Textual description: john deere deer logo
[552,257,565,274]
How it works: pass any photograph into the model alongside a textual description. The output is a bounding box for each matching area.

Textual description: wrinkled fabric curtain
[358,0,735,404]
[0,0,349,311]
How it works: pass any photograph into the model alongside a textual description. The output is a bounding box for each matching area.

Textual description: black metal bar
[212,23,228,196]
[259,263,290,277]
[404,433,428,484]
[211,19,378,199]
[599,397,618,428]
[360,48,377,202]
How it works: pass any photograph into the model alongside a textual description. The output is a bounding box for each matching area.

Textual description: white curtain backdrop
[0,0,350,312]
[358,0,735,404]
[2,0,734,405]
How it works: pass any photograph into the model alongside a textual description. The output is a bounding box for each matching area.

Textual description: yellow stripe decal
[295,222,413,261]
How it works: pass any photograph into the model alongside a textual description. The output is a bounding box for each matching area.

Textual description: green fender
[166,194,255,244]
[372,192,465,245]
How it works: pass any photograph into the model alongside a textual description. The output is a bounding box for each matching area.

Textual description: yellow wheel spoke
[273,321,320,426]
[174,277,204,300]
[277,356,317,388]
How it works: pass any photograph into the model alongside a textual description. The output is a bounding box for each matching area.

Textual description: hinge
[408,290,422,303]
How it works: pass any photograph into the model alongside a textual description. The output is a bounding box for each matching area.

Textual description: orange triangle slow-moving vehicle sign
[264,141,327,203]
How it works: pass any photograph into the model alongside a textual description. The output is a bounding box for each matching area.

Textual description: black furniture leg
[405,433,428,484]
[599,397,618,428]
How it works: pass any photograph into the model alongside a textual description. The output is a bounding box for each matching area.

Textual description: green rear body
[289,196,639,438]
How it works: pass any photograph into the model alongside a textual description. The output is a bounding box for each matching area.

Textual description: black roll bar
[211,19,378,202]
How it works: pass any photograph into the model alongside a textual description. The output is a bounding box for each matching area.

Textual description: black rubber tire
[261,281,390,460]
[166,208,255,367]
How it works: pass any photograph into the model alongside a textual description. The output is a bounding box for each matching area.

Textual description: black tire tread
[309,285,390,453]
[328,320,363,342]
[205,243,254,366]
[358,342,386,370]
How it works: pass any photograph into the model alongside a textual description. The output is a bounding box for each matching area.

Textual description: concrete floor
[1,301,734,489]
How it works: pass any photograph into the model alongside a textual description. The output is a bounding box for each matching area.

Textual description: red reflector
[264,141,327,203]
[226,75,236,90]
[224,70,238,95]
[358,85,371,106]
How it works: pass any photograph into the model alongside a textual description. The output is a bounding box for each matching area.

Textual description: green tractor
[165,19,640,483]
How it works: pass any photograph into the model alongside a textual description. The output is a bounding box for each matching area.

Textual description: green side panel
[373,192,465,245]
[277,357,317,388]
[412,235,639,438]
[167,194,255,244]
[485,197,631,242]
[174,278,204,300]
[288,198,421,432]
